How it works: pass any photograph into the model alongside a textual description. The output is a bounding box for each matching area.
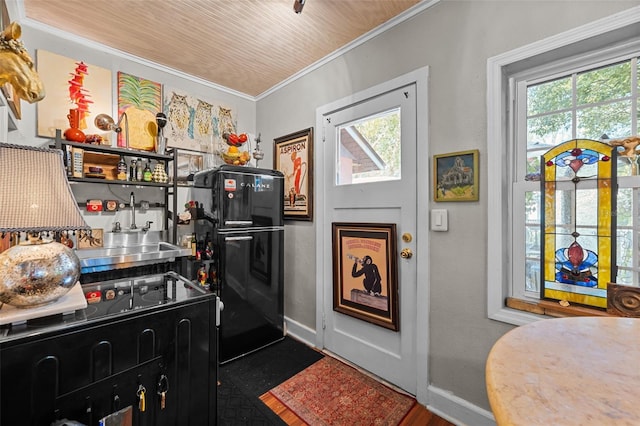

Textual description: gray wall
[12,25,256,147]
[12,24,257,235]
[256,0,639,411]
[9,0,638,417]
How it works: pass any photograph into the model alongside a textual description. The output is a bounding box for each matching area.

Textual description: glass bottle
[143,161,152,182]
[195,239,202,261]
[197,264,207,287]
[191,233,197,257]
[117,156,127,180]
[208,266,217,288]
[136,158,143,181]
[204,232,212,260]
[129,158,137,181]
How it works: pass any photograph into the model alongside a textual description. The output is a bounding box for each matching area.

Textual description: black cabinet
[0,274,218,425]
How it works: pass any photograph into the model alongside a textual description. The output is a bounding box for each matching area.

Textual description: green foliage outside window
[353,110,401,179]
[524,57,640,290]
[527,61,633,149]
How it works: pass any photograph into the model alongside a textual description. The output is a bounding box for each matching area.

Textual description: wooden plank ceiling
[22,0,422,97]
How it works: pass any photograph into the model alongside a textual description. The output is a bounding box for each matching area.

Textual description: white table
[486,316,640,425]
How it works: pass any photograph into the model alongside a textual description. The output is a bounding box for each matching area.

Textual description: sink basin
[78,242,179,257]
[76,238,191,273]
[102,230,167,248]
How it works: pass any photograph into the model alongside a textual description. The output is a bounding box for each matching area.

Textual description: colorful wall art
[163,86,235,154]
[36,50,112,140]
[274,128,313,220]
[117,72,162,151]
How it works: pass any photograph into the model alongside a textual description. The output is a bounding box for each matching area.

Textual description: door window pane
[336,108,401,185]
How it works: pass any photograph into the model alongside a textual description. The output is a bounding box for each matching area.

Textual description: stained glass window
[541,139,617,308]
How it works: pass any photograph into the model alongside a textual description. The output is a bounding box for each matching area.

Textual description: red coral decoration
[68,61,93,129]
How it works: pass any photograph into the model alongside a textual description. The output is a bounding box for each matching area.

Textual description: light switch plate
[431,209,448,231]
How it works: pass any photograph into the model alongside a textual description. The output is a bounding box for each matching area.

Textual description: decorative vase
[64,108,86,142]
[156,136,167,154]
[0,238,81,308]
[152,162,169,183]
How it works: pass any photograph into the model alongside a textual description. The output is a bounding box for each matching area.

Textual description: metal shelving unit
[53,129,179,244]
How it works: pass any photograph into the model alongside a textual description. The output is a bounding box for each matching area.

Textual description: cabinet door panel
[1,299,216,426]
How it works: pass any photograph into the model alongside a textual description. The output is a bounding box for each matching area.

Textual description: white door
[316,73,424,394]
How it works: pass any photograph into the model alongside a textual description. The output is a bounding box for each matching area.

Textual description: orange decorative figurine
[63,108,86,142]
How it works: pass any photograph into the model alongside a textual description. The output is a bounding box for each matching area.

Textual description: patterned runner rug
[261,356,416,425]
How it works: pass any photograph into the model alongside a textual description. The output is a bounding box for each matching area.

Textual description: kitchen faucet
[130,192,137,229]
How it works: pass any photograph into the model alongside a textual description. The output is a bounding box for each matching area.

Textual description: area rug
[218,336,324,425]
[261,356,416,425]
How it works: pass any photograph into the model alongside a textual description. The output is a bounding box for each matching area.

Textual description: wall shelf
[52,129,179,244]
[57,139,173,161]
[67,177,173,187]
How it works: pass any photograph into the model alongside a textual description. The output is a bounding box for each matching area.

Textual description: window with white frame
[487,9,640,325]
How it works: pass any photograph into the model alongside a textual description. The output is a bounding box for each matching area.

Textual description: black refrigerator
[193,165,284,363]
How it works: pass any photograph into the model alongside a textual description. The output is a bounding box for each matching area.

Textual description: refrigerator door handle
[224,235,254,241]
[225,220,254,227]
[216,297,223,327]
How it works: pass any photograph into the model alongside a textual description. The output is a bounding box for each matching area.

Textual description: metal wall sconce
[95,112,129,149]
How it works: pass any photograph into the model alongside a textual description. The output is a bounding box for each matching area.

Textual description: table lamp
[95,112,129,149]
[0,143,90,308]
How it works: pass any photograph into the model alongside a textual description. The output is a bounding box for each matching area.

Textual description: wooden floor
[260,392,456,426]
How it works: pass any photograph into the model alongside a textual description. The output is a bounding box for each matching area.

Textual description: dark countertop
[0,271,213,344]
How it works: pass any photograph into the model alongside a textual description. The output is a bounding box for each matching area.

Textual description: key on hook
[137,384,146,412]
[157,374,169,410]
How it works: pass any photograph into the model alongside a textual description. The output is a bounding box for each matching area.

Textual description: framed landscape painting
[433,149,479,202]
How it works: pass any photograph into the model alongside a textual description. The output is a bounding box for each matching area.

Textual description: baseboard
[284,316,317,348]
[427,385,496,426]
[284,318,496,426]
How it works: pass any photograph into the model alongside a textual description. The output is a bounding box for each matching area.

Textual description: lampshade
[0,143,89,232]
[0,143,89,308]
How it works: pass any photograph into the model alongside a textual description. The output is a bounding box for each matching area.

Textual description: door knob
[400,248,413,259]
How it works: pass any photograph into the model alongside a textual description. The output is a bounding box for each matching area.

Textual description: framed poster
[433,149,479,202]
[332,222,399,331]
[274,128,313,221]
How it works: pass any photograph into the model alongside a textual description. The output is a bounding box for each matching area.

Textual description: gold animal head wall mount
[0,22,45,103]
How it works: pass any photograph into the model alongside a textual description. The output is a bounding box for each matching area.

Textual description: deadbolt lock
[402,233,412,243]
[400,248,413,259]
